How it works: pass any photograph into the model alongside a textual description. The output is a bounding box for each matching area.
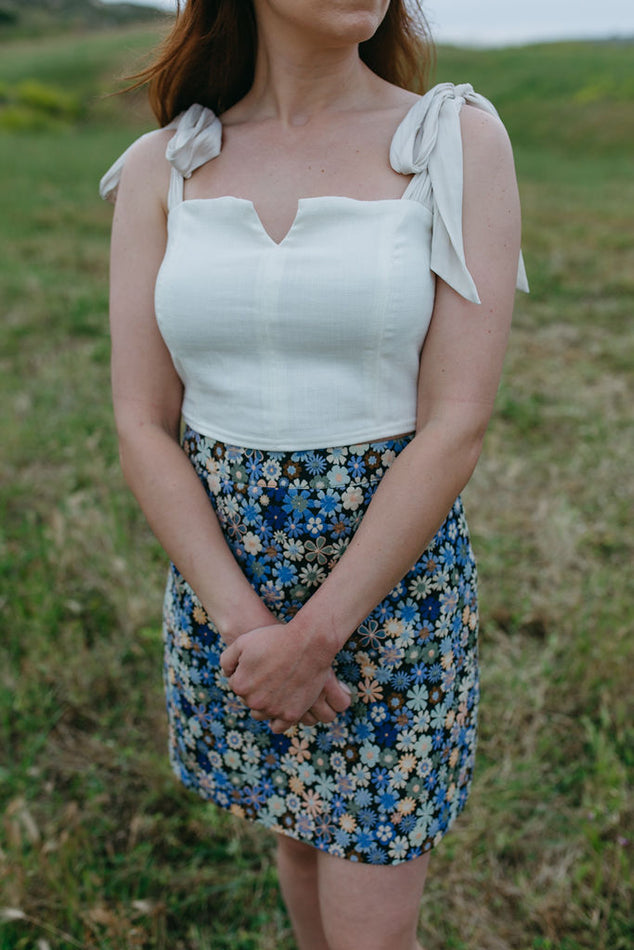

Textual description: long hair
[130,0,434,126]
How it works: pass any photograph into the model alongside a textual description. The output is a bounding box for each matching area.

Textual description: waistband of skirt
[181,423,416,458]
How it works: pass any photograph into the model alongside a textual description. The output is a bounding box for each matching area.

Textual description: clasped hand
[220,623,351,734]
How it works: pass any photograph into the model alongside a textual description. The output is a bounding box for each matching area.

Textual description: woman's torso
[155,96,437,451]
[155,191,434,449]
[100,83,521,451]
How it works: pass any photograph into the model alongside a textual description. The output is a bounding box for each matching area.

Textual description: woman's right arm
[108,133,276,644]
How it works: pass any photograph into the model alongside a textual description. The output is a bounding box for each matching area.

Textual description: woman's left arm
[221,106,522,730]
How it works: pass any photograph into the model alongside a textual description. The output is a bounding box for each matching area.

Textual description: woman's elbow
[416,410,489,481]
[115,413,179,486]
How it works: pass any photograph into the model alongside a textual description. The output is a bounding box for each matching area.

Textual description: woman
[100,1,528,947]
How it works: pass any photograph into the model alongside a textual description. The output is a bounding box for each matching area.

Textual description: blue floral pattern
[162,427,479,864]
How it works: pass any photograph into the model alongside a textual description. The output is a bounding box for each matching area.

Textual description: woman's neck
[237,7,384,127]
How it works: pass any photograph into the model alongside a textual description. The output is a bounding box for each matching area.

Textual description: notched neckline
[171,194,430,247]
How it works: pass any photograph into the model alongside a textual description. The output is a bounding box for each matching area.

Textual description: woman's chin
[258,0,389,47]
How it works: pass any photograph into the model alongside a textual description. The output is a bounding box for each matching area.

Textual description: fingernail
[339,681,351,695]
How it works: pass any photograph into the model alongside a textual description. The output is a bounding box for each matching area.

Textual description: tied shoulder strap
[98,103,222,207]
[390,82,529,303]
[164,104,223,210]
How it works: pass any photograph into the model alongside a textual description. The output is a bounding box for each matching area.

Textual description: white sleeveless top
[101,82,529,451]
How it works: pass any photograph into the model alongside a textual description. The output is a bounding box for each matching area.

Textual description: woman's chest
[155,197,436,358]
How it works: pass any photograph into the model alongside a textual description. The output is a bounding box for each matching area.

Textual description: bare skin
[276,835,429,950]
[108,0,522,946]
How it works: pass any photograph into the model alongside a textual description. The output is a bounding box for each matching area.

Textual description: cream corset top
[100,83,528,451]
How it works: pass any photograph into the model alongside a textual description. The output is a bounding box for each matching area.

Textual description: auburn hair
[130,0,435,126]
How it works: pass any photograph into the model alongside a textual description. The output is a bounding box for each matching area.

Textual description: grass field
[1,22,632,950]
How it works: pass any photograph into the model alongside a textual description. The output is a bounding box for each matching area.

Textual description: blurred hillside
[0,0,162,38]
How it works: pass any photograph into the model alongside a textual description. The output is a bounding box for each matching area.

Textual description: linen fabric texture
[100,83,529,451]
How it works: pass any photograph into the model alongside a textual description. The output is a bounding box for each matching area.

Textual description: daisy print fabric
[162,427,479,865]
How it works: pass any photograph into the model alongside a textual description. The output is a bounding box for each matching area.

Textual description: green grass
[0,0,159,39]
[1,25,632,950]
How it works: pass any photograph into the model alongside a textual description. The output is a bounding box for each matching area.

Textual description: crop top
[100,82,529,451]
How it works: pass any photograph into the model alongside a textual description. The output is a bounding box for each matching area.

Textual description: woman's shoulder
[390,81,509,174]
[100,127,174,205]
[125,127,176,177]
[459,104,518,235]
[458,94,512,162]
[100,104,221,204]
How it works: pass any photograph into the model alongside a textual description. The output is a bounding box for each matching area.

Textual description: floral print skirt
[162,426,479,865]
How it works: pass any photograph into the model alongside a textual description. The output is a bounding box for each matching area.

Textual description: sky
[103,0,634,46]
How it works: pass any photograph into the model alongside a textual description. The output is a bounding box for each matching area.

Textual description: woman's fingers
[303,679,353,726]
[300,711,319,726]
[269,717,295,734]
[301,677,351,724]
[307,697,338,724]
[250,691,349,729]
[252,676,352,728]
[219,642,240,677]
[223,635,353,728]
[323,672,352,713]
